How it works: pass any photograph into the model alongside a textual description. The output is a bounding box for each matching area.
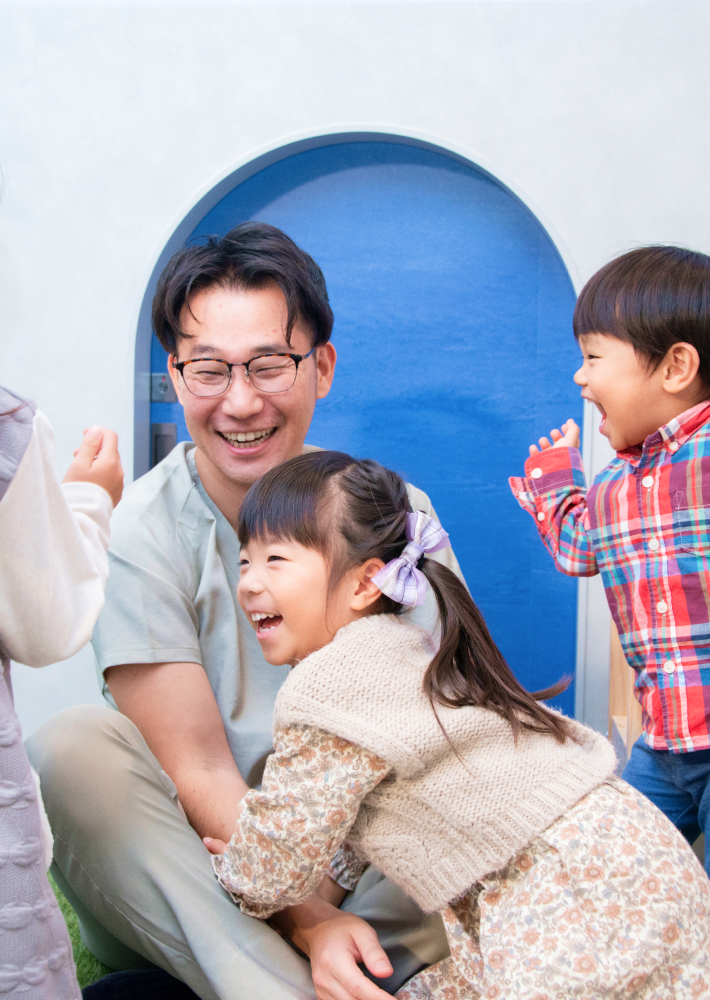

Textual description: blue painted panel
[150,142,580,713]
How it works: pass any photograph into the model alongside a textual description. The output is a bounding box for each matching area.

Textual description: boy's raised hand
[63,426,124,507]
[529,418,580,457]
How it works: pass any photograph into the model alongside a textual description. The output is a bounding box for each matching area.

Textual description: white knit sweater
[274,614,617,913]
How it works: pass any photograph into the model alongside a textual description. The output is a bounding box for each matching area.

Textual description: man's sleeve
[509,447,598,577]
[91,500,203,699]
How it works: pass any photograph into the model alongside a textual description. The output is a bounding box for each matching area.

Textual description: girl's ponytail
[420,559,574,744]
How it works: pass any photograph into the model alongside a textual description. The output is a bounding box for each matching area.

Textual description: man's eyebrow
[184,342,289,358]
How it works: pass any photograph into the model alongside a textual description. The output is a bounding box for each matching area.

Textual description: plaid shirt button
[664,661,677,674]
[642,475,654,487]
[669,441,680,452]
[648,538,660,551]
[657,601,668,613]
[530,468,543,479]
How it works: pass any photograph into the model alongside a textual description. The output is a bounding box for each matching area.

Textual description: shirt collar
[616,399,710,466]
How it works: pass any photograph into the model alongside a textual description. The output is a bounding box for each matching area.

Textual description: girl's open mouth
[251,612,283,636]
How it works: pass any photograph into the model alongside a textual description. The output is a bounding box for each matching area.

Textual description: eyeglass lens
[182,357,299,396]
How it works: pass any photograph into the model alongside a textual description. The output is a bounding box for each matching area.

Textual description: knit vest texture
[274,614,617,913]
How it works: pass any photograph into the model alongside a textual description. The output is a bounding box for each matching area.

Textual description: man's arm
[106,661,248,841]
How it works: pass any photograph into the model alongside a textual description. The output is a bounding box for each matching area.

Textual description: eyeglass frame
[171,345,317,396]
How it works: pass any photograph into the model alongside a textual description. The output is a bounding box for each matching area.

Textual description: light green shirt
[91,443,466,786]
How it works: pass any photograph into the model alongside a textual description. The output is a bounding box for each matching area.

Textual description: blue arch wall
[149,141,580,713]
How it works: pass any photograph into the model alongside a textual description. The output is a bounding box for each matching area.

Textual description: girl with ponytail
[204,450,710,1000]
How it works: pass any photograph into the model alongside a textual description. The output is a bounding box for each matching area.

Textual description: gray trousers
[26,706,448,1000]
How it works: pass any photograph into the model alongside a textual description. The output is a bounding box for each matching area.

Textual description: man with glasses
[27,223,461,1000]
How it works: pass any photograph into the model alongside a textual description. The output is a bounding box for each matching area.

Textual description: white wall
[1,0,708,735]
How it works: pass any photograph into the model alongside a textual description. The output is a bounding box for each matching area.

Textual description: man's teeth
[222,428,276,446]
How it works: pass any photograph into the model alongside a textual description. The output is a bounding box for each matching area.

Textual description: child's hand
[529,419,580,457]
[203,836,228,855]
[62,426,124,507]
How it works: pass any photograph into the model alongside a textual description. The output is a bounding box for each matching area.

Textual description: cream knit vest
[274,614,617,913]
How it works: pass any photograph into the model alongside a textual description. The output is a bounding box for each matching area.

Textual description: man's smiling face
[169,282,336,511]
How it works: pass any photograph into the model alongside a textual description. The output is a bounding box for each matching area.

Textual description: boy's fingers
[550,429,562,442]
[538,437,551,450]
[528,444,539,456]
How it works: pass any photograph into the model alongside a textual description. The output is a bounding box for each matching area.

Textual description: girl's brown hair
[238,450,574,744]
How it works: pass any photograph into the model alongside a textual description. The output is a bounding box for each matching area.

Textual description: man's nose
[221,370,265,418]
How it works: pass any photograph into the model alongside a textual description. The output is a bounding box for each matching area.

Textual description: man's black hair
[152,221,334,354]
[574,245,710,390]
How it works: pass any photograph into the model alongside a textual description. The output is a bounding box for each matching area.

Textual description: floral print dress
[213,726,710,1000]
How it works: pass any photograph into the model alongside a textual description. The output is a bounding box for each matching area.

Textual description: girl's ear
[350,558,386,612]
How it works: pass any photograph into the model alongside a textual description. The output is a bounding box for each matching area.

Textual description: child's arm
[208,726,389,920]
[0,414,123,666]
[509,419,599,577]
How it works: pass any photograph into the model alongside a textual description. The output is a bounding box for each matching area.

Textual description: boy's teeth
[251,612,274,621]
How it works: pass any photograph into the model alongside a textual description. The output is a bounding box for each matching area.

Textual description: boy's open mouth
[251,612,283,635]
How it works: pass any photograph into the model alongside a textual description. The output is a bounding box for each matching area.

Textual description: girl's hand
[203,836,228,855]
[301,909,393,1000]
[63,426,124,507]
[529,418,580,457]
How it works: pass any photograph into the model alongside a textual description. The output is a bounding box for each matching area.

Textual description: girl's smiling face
[237,537,382,666]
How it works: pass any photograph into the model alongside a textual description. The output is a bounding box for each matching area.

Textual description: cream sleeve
[0,411,112,667]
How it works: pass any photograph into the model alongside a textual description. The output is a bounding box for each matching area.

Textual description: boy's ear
[662,342,701,395]
[350,558,386,611]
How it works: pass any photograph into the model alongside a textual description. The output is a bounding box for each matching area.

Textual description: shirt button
[657,601,668,613]
[648,538,660,551]
[663,660,677,674]
[642,475,654,488]
[669,441,679,452]
[530,468,543,479]
[537,512,545,521]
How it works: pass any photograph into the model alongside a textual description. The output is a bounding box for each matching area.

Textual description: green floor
[50,874,112,989]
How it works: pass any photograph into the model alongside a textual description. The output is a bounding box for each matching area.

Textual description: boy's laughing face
[573,333,671,452]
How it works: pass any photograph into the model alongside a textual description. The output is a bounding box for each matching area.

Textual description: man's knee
[26,704,151,839]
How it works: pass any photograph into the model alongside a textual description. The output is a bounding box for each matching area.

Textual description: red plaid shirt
[510,401,710,752]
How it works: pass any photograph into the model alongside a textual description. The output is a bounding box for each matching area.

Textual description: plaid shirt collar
[616,399,710,468]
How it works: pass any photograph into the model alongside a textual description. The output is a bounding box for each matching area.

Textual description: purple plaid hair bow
[371,511,450,607]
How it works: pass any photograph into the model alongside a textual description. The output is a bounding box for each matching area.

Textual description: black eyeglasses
[172,347,316,397]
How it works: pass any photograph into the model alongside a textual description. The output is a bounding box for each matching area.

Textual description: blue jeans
[622,737,710,875]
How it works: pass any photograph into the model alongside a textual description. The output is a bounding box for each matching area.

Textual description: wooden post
[608,621,643,763]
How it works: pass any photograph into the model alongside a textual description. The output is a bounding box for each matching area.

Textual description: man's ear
[316,343,337,401]
[662,342,701,395]
[168,355,186,404]
[350,558,385,612]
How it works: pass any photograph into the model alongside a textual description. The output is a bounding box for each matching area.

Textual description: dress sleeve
[212,726,389,918]
[0,411,112,666]
[509,446,599,578]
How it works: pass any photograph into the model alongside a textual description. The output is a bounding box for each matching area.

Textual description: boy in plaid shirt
[510,245,710,872]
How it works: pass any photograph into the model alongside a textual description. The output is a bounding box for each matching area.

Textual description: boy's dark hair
[152,222,334,355]
[573,245,710,389]
[238,449,574,746]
